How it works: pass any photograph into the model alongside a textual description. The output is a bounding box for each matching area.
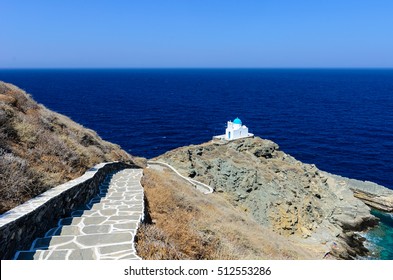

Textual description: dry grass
[137,168,225,259]
[0,149,49,213]
[136,167,321,260]
[0,81,139,213]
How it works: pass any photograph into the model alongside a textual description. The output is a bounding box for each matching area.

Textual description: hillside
[137,166,323,259]
[152,137,380,259]
[0,81,142,213]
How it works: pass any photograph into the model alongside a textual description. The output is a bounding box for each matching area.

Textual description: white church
[214,117,254,141]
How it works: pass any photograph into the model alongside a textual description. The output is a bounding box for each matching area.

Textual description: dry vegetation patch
[0,81,140,213]
[136,167,321,260]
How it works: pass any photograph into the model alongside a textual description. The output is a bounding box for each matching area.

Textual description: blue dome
[233,117,242,125]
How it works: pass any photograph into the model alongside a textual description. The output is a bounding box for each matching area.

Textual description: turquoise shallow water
[362,209,393,259]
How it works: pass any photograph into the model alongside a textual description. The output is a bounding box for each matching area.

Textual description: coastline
[154,137,389,259]
[359,209,393,259]
[319,172,393,259]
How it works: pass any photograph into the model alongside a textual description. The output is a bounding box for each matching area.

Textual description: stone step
[44,227,58,237]
[87,197,143,206]
[15,249,67,260]
[105,192,143,199]
[15,247,140,260]
[58,217,84,226]
[95,190,142,197]
[44,223,139,238]
[70,209,142,218]
[31,235,77,250]
[61,216,109,226]
[14,168,144,260]
[94,202,142,209]
[89,203,143,211]
[59,213,142,228]
[45,225,82,237]
[31,232,135,250]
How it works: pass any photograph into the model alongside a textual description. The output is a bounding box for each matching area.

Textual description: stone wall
[0,162,136,260]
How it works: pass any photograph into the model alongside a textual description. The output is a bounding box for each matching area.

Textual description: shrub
[0,81,135,213]
[0,107,18,144]
[0,149,48,213]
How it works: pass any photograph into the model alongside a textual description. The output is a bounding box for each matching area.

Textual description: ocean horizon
[1,68,392,259]
[1,69,392,187]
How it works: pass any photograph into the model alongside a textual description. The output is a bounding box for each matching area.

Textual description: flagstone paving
[14,169,144,260]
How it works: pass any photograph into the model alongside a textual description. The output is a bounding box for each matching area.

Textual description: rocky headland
[155,136,392,259]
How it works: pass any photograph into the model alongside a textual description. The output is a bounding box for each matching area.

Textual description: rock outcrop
[325,173,393,212]
[156,137,380,259]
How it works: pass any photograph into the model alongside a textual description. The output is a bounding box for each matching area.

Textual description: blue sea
[1,69,392,258]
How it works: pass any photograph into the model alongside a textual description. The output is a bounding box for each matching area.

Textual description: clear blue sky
[1,0,393,68]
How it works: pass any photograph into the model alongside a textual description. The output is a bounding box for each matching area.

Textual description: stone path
[147,161,214,194]
[14,169,144,260]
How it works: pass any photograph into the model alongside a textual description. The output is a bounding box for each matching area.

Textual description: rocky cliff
[138,165,325,260]
[0,81,143,213]
[324,173,393,212]
[155,137,383,259]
